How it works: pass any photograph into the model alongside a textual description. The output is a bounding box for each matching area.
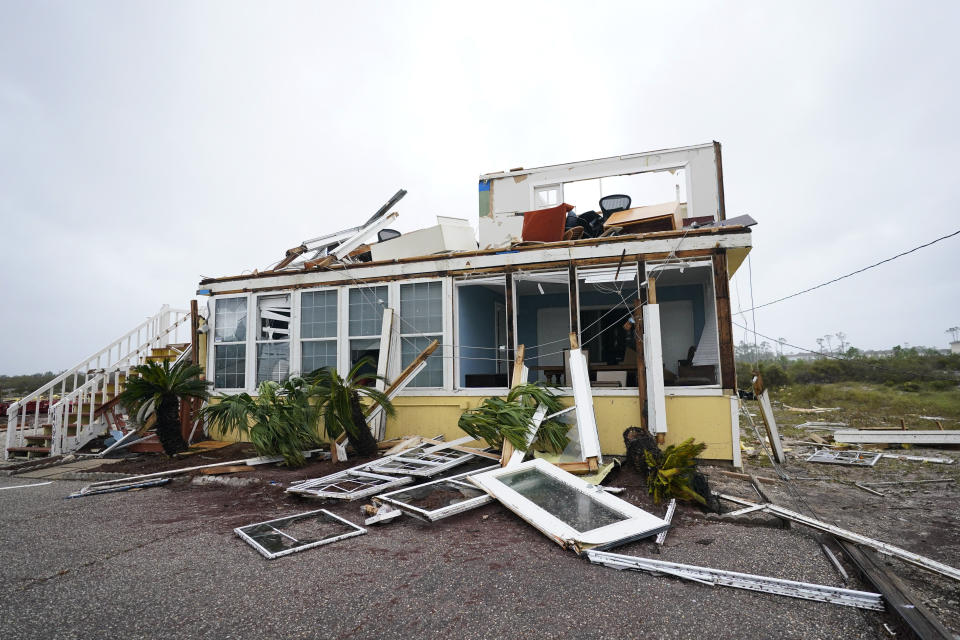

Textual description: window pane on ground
[499,467,624,532]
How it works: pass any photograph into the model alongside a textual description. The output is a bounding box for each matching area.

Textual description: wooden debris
[199,465,254,475]
[839,542,956,640]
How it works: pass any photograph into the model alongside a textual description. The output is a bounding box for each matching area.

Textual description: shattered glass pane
[386,481,485,511]
[239,511,357,555]
[499,468,624,532]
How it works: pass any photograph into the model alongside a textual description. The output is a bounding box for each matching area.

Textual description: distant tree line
[735,341,960,392]
[0,372,78,399]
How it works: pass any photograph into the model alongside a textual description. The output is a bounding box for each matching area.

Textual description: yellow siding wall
[384,394,734,460]
[208,390,735,461]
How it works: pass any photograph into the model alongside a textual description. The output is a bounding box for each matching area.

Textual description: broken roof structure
[193,141,752,464]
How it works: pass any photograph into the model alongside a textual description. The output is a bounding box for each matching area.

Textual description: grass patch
[773,383,960,429]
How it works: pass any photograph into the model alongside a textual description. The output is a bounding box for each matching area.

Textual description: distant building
[951,341,960,355]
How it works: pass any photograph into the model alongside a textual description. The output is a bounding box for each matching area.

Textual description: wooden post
[634,261,647,430]
[501,344,527,466]
[646,277,658,304]
[713,250,736,391]
[504,269,516,385]
[182,299,201,444]
[568,262,579,341]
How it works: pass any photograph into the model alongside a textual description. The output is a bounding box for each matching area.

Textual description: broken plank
[716,494,960,583]
[655,499,676,551]
[199,465,254,475]
[839,542,955,640]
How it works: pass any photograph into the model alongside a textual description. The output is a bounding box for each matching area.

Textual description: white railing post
[4,405,18,459]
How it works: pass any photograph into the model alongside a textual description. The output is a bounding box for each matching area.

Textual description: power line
[740,228,960,313]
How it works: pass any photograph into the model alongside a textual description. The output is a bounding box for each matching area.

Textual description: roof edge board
[479,142,716,180]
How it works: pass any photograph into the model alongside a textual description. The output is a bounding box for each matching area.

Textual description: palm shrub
[645,438,709,506]
[117,360,211,456]
[306,359,394,458]
[201,377,325,467]
[458,383,569,453]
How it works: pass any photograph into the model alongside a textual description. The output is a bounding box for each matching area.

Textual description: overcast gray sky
[2,0,958,374]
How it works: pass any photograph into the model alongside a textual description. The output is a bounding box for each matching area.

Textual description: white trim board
[833,430,960,445]
[566,348,603,463]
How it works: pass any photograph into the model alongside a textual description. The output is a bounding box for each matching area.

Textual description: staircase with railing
[4,305,193,460]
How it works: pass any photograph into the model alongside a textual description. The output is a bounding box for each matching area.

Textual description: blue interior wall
[657,284,705,342]
[457,285,503,385]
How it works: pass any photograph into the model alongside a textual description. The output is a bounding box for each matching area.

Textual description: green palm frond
[645,438,708,505]
[459,383,569,453]
[201,377,324,467]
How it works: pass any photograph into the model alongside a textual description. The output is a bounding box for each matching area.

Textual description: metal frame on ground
[373,465,499,521]
[286,468,414,501]
[234,508,366,560]
[584,549,884,611]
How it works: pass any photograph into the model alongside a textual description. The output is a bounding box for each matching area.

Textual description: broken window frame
[453,275,510,390]
[469,458,669,553]
[512,269,571,386]
[285,468,415,500]
[373,464,500,521]
[365,440,477,477]
[574,265,642,388]
[806,449,882,467]
[255,293,292,385]
[234,508,366,560]
[211,294,250,391]
[645,260,722,389]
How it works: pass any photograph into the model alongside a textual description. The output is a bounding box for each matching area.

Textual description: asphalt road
[0,474,889,639]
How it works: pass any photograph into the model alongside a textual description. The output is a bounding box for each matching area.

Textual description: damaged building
[194,141,753,463]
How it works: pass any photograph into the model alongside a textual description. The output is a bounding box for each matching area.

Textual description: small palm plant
[645,438,709,506]
[307,359,394,458]
[201,377,325,467]
[458,383,569,453]
[117,360,211,456]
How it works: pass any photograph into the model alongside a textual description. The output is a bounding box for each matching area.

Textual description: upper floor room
[477,142,726,249]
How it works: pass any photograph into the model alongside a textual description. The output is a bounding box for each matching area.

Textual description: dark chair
[599,194,632,222]
[378,229,401,242]
[576,210,604,238]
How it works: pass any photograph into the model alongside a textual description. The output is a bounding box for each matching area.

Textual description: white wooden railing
[4,305,192,459]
